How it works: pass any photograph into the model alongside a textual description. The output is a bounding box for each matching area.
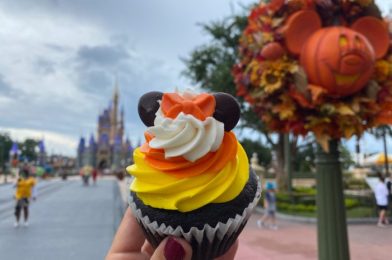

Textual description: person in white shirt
[375,173,389,227]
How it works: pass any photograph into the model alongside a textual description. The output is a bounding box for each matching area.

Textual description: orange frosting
[140,132,238,178]
[161,93,216,121]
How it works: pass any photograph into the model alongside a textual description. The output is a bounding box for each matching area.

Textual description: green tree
[19,138,39,162]
[293,142,316,173]
[339,144,355,171]
[240,138,272,167]
[292,139,353,173]
[371,125,392,176]
[0,133,13,169]
[183,7,294,190]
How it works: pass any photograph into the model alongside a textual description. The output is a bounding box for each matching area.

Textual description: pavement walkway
[0,177,123,260]
[237,214,392,260]
[2,176,389,260]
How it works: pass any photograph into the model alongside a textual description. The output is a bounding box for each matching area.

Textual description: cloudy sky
[0,0,391,157]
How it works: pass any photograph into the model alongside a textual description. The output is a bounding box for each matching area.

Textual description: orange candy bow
[161,93,216,121]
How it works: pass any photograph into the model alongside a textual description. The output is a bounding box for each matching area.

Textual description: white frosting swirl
[147,110,224,162]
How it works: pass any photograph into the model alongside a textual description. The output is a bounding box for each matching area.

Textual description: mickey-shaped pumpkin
[285,10,390,97]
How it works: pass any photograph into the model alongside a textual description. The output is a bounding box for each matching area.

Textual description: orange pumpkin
[300,27,375,97]
[284,11,390,97]
[261,42,285,60]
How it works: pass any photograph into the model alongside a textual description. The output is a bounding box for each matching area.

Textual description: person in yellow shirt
[14,168,37,227]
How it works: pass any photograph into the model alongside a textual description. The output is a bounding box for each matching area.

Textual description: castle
[77,85,133,171]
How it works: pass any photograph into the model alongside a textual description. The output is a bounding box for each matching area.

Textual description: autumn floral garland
[233,0,392,149]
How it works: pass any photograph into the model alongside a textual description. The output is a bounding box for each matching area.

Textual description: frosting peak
[148,111,224,162]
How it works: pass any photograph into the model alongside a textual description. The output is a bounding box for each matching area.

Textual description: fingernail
[164,237,185,260]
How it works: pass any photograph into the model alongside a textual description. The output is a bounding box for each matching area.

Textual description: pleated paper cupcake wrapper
[128,176,261,260]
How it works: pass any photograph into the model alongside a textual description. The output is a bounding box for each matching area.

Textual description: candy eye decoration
[339,35,348,47]
[138,91,240,131]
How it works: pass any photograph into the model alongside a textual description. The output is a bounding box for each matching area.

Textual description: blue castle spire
[78,137,86,152]
[10,142,19,154]
[89,134,95,146]
[38,140,45,153]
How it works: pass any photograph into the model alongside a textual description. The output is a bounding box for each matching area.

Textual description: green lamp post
[315,140,349,260]
[284,134,292,193]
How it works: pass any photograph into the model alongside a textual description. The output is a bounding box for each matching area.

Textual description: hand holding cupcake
[127,89,261,260]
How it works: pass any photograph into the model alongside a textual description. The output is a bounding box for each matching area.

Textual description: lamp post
[315,140,350,260]
[382,127,390,177]
[284,134,292,193]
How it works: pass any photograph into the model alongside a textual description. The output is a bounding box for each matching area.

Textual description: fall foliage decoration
[233,0,392,150]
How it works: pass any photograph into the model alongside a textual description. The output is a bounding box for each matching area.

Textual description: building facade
[77,86,133,171]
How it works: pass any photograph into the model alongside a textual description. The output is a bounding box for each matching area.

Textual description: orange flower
[374,60,391,82]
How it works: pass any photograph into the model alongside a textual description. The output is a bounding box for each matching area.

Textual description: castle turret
[77,137,85,168]
[9,142,19,168]
[87,134,97,167]
[110,83,119,145]
[119,106,124,138]
[124,137,133,165]
[38,140,46,167]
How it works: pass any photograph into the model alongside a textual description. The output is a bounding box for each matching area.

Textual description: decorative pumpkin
[261,42,285,60]
[233,0,392,148]
[300,27,375,97]
[285,10,390,97]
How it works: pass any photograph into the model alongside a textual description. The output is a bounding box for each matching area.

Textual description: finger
[151,237,192,260]
[215,239,239,260]
[106,208,147,258]
[141,240,154,257]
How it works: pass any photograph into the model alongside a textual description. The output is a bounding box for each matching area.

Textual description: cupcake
[127,89,261,260]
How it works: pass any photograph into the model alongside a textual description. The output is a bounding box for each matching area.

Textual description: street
[0,178,124,260]
[1,177,392,260]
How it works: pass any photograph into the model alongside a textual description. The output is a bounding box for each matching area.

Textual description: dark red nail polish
[164,237,186,260]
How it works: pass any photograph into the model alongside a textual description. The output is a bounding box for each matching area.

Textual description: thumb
[151,237,192,260]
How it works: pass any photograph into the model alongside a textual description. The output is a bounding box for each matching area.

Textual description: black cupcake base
[129,170,260,260]
[131,170,258,232]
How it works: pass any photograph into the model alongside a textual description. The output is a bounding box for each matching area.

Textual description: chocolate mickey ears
[138,91,163,127]
[213,92,240,131]
[138,91,241,131]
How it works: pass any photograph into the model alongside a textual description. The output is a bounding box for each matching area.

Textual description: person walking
[14,168,37,227]
[257,181,278,230]
[386,176,392,216]
[92,168,98,185]
[375,173,389,227]
[80,166,92,186]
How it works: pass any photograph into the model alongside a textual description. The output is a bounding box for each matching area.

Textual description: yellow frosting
[127,142,249,212]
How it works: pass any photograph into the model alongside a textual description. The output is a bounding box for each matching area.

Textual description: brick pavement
[118,177,392,260]
[237,213,392,260]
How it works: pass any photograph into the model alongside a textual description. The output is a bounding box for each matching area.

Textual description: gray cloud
[34,58,56,75]
[77,44,131,67]
[45,43,70,53]
[1,0,388,156]
[0,74,13,96]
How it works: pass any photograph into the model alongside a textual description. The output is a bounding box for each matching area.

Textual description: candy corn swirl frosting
[127,89,248,212]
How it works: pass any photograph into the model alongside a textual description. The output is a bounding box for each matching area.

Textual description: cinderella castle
[77,84,133,171]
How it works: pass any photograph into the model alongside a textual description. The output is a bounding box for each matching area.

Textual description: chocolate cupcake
[127,89,261,260]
